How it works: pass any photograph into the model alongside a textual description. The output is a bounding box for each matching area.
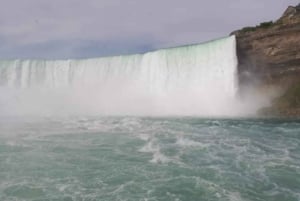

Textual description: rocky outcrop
[231,5,300,116]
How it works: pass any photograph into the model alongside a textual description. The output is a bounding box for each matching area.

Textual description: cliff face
[231,5,300,116]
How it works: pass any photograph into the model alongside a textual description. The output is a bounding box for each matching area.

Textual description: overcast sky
[0,0,298,59]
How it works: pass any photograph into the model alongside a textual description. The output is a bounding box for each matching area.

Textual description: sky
[0,0,299,59]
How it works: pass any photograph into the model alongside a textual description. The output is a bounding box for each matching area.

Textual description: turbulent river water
[0,35,298,201]
[0,117,299,201]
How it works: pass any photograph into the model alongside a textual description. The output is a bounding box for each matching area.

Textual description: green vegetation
[258,21,274,28]
[275,84,300,108]
[241,26,257,32]
[259,83,300,116]
[240,21,274,33]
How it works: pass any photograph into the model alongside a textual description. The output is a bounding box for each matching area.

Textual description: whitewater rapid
[1,117,299,201]
[0,36,265,116]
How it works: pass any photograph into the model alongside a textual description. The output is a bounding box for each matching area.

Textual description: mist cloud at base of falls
[0,36,270,117]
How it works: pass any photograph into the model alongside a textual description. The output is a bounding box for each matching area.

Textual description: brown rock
[231,4,300,116]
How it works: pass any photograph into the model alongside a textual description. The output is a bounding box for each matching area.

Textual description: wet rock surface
[232,5,300,116]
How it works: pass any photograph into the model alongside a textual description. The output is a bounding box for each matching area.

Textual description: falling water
[0,36,244,116]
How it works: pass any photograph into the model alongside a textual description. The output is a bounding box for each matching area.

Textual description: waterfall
[0,36,241,116]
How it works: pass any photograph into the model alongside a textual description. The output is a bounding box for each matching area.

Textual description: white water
[0,36,263,116]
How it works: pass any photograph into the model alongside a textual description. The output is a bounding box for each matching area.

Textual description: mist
[0,36,272,117]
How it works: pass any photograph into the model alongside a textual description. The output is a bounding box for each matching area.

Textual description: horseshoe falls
[1,36,300,201]
[0,35,260,117]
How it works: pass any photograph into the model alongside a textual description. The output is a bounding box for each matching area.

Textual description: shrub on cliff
[258,21,273,28]
[241,27,257,32]
[240,21,274,33]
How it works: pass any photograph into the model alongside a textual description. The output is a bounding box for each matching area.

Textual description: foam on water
[1,117,300,201]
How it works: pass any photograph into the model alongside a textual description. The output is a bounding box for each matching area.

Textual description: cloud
[0,36,158,59]
[0,0,299,58]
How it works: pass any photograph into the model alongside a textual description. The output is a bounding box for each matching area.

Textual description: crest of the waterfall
[0,36,255,117]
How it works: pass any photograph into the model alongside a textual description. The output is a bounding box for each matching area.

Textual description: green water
[0,117,299,201]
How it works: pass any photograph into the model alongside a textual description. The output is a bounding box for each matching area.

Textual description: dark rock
[231,4,300,116]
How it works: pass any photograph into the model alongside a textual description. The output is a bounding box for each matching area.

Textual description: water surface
[0,117,299,201]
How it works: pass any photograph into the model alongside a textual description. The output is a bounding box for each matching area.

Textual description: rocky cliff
[231,5,300,116]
